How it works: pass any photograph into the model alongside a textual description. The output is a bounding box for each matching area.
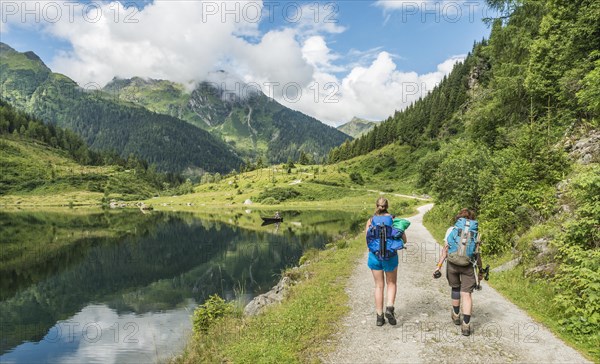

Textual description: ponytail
[374,197,389,215]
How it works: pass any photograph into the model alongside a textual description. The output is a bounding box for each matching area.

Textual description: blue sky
[0,0,492,124]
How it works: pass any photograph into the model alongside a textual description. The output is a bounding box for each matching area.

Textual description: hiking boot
[385,306,397,325]
[451,310,461,325]
[376,313,385,326]
[461,321,471,336]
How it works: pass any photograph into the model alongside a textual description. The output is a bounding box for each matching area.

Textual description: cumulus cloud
[2,0,465,125]
[290,51,465,125]
[46,1,264,87]
[301,36,343,73]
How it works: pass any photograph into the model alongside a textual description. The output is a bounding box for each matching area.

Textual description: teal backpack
[446,218,478,266]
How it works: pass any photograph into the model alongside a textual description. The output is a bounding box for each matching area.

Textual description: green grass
[490,267,598,362]
[1,136,429,210]
[147,142,429,210]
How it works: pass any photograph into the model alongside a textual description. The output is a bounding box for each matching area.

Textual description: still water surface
[0,209,364,363]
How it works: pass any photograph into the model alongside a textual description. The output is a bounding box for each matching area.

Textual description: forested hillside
[0,100,192,199]
[103,76,350,163]
[330,0,599,355]
[0,43,242,173]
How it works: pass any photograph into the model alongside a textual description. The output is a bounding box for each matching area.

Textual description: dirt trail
[366,189,431,201]
[324,204,589,364]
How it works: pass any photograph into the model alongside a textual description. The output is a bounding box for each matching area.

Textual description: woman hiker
[364,197,407,326]
[433,208,483,336]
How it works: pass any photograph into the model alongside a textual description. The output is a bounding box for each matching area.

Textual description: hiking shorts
[446,262,476,293]
[367,252,398,272]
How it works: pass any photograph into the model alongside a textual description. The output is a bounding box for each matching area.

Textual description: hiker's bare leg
[385,268,398,306]
[461,292,472,315]
[372,270,385,314]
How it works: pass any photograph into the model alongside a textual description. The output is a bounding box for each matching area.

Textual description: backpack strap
[461,220,471,245]
[379,219,387,258]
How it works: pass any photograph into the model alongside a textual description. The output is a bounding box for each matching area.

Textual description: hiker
[274,211,281,219]
[433,208,483,336]
[365,197,408,326]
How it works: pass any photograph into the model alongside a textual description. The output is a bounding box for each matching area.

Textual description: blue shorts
[367,252,399,272]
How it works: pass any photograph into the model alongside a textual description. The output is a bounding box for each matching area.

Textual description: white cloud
[285,52,465,125]
[44,1,265,86]
[3,0,465,126]
[301,35,343,73]
[232,28,314,89]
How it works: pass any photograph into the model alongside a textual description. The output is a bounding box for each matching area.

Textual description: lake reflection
[0,209,364,363]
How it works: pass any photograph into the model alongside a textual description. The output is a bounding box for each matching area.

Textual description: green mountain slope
[0,135,158,202]
[0,100,194,203]
[0,43,242,173]
[103,75,350,162]
[336,117,377,138]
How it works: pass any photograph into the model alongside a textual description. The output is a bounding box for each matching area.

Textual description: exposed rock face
[492,257,521,272]
[564,129,600,165]
[243,265,312,316]
[244,276,294,316]
[532,238,552,258]
[526,263,558,278]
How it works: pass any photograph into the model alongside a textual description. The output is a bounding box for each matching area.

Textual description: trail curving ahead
[324,204,589,364]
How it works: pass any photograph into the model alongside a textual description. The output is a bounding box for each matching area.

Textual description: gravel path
[324,204,589,364]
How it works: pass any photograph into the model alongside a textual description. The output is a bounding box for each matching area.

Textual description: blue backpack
[447,218,478,266]
[366,215,405,260]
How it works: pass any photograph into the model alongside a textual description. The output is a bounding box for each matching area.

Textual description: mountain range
[0,42,349,173]
[0,43,243,174]
[102,74,350,162]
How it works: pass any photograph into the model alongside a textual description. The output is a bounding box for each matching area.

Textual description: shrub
[349,172,364,185]
[552,166,600,350]
[261,197,279,205]
[258,187,300,203]
[192,295,235,335]
[309,180,341,187]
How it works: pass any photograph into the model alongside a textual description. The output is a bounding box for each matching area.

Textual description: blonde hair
[375,197,389,215]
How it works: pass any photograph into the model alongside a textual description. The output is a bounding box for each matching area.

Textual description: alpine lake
[0,208,368,363]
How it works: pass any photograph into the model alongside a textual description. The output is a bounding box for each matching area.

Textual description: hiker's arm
[402,232,407,243]
[435,245,448,271]
[364,218,372,235]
